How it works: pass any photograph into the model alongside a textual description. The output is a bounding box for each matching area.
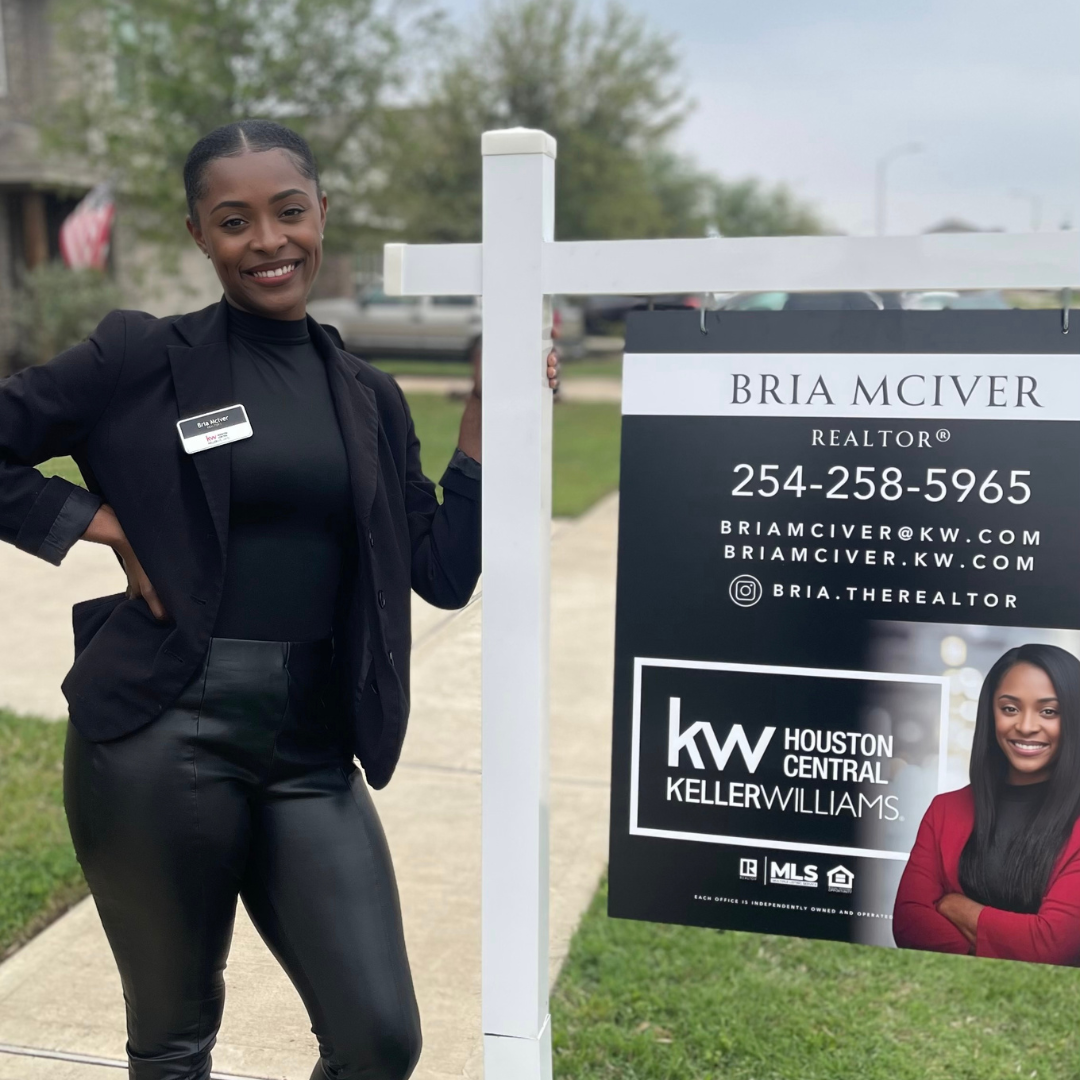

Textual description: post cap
[481,128,557,159]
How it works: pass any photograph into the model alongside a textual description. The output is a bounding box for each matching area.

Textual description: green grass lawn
[372,359,473,378]
[0,711,86,959]
[552,878,1080,1080]
[405,395,621,517]
[41,395,622,519]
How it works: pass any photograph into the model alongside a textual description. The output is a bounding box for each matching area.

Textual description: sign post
[384,126,1080,1080]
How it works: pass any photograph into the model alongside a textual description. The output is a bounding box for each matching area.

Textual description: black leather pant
[64,637,421,1080]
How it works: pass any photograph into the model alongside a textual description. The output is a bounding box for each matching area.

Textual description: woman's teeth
[1010,740,1049,752]
[251,263,297,279]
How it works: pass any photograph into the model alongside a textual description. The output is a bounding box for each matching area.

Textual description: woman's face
[993,662,1062,785]
[186,148,327,321]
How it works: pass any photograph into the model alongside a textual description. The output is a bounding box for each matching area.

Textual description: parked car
[721,291,887,311]
[902,290,1012,310]
[309,288,585,361]
[582,293,702,333]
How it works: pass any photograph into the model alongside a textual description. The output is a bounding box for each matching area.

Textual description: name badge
[176,404,253,454]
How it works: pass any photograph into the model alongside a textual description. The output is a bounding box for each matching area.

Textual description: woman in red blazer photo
[893,642,1080,965]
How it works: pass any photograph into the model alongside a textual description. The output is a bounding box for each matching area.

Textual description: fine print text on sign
[608,309,1080,966]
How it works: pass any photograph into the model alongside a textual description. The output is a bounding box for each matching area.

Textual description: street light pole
[875,142,923,236]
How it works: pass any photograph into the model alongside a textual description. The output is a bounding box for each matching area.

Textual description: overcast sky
[440,0,1079,236]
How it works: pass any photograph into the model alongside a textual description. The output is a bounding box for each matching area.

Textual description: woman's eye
[222,217,245,229]
[282,207,304,218]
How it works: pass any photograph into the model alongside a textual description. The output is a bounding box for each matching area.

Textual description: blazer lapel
[310,319,379,529]
[168,299,234,561]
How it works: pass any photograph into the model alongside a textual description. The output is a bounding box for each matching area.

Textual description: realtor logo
[827,865,855,893]
[739,858,758,881]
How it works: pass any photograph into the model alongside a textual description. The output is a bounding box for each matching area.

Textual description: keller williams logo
[667,698,776,773]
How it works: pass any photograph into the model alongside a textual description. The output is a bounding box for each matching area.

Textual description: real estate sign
[608,309,1080,965]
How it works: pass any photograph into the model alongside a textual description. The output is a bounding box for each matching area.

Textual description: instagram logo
[729,575,763,608]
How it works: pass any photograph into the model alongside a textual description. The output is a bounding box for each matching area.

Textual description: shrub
[13,261,123,367]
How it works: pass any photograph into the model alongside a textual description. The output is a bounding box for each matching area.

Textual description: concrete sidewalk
[393,375,622,404]
[0,495,619,1079]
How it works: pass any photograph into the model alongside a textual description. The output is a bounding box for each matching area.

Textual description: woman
[893,643,1080,965]
[0,119,558,1080]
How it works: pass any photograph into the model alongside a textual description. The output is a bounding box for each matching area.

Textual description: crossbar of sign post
[384,127,1080,1080]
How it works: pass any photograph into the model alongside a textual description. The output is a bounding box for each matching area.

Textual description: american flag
[60,183,116,271]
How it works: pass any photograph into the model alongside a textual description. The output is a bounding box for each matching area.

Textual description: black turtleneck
[982,780,1049,891]
[213,303,354,642]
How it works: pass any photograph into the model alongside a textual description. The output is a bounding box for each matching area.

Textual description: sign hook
[700,306,709,335]
[1063,287,1071,334]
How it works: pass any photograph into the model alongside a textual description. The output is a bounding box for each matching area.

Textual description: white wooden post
[479,129,556,1078]
[383,126,1080,1080]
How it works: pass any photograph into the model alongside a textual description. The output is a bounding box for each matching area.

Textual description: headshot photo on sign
[894,643,1080,965]
[0,118,558,1080]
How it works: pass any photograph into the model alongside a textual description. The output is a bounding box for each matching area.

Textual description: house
[0,0,219,373]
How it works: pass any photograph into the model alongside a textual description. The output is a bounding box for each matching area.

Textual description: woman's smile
[1005,737,1052,757]
[243,258,304,285]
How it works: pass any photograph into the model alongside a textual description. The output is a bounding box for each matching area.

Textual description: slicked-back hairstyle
[183,119,321,222]
[958,643,1080,913]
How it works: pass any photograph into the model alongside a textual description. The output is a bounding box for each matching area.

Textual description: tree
[46,0,441,253]
[378,0,690,243]
[644,151,827,238]
[380,0,825,243]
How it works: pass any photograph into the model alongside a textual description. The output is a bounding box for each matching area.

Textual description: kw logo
[667,697,776,773]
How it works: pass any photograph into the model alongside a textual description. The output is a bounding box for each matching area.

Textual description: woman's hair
[958,643,1080,912]
[183,119,321,222]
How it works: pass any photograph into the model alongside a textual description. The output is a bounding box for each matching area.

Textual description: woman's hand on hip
[82,505,170,621]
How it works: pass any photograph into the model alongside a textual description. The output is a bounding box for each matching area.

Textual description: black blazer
[0,297,481,789]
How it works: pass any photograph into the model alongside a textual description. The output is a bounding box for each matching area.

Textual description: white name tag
[176,404,253,454]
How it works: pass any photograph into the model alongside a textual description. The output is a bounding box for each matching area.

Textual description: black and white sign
[608,309,1080,952]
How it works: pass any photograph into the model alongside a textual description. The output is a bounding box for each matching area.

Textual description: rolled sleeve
[440,448,481,500]
[16,477,102,566]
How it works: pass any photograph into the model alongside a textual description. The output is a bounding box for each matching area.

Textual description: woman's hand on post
[82,505,169,621]
[467,340,560,399]
[458,342,561,463]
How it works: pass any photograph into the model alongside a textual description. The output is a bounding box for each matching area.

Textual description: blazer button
[388,649,395,666]
[378,590,386,608]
